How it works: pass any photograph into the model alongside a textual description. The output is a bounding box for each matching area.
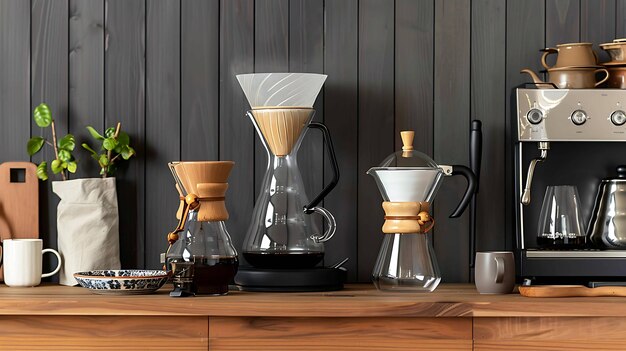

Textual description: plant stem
[50,120,66,181]
[103,122,122,178]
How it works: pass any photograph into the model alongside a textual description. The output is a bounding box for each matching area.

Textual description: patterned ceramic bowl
[74,270,169,295]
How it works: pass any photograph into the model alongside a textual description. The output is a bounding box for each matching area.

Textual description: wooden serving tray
[519,285,626,297]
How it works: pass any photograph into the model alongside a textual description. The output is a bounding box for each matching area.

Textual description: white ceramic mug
[2,239,62,287]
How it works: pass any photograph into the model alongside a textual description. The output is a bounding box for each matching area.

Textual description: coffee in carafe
[166,161,238,297]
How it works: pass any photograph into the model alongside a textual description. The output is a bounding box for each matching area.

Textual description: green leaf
[105,127,116,138]
[103,137,118,151]
[117,131,130,146]
[58,149,72,162]
[58,134,75,151]
[33,103,52,128]
[51,159,63,174]
[86,126,105,141]
[121,145,136,160]
[27,137,45,156]
[36,161,48,181]
[67,161,77,173]
[99,154,109,166]
[81,143,98,156]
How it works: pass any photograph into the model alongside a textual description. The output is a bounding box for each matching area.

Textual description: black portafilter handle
[470,120,482,193]
[469,120,482,269]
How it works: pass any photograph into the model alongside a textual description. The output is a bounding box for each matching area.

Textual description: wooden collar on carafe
[167,184,229,245]
[382,201,434,234]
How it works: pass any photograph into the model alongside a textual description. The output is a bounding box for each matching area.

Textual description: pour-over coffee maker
[368,131,477,292]
[166,161,238,297]
[234,73,345,292]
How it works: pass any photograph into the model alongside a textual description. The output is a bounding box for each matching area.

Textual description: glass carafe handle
[310,206,337,243]
[302,122,340,213]
[302,122,339,243]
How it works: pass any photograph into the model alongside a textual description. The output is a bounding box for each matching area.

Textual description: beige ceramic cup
[541,42,597,69]
[548,67,609,89]
[475,251,515,294]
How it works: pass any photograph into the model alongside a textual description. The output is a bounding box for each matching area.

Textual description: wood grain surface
[0,284,626,318]
[471,0,506,257]
[474,317,626,351]
[0,0,30,162]
[31,0,69,278]
[105,0,146,269]
[433,0,471,282]
[69,0,104,179]
[323,0,359,280]
[210,317,471,351]
[181,0,220,161]
[219,0,254,263]
[357,0,395,281]
[145,0,181,269]
[0,316,208,350]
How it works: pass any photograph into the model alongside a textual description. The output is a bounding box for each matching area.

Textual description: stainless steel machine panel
[517,89,626,141]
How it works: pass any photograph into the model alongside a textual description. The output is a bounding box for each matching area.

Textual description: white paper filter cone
[237,73,327,108]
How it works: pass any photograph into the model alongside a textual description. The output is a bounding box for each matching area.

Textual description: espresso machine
[515,88,626,284]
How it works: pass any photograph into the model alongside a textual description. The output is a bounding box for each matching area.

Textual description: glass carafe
[242,108,339,268]
[367,131,476,292]
[237,73,340,269]
[537,185,586,248]
[166,161,238,296]
[372,233,440,292]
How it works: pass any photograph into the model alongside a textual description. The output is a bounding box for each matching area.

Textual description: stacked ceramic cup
[538,42,608,89]
[600,39,626,89]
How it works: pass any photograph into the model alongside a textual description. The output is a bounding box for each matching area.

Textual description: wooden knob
[401,131,414,151]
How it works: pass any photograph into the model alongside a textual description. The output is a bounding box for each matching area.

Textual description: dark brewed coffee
[172,256,238,295]
[537,236,586,249]
[192,256,238,295]
[243,251,324,269]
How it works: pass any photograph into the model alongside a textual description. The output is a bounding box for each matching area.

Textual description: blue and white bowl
[74,270,169,295]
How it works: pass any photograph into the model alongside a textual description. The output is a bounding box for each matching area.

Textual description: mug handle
[41,248,62,278]
[540,48,558,70]
[594,68,610,87]
[494,256,505,283]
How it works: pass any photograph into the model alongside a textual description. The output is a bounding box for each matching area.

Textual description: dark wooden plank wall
[1,0,624,282]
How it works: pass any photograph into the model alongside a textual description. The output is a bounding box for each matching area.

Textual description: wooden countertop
[2,283,626,317]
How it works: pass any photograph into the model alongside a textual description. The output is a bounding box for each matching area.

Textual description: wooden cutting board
[0,162,40,280]
[519,285,626,297]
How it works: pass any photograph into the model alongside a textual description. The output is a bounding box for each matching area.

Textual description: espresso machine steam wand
[521,142,550,205]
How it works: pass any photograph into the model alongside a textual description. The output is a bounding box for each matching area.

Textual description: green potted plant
[28,103,136,286]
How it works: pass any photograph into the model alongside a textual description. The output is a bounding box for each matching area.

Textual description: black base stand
[235,267,347,292]
[169,286,194,297]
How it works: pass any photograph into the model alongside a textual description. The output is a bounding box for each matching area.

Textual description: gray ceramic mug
[475,251,515,294]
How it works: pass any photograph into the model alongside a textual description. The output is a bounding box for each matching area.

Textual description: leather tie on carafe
[167,184,230,245]
[382,201,434,234]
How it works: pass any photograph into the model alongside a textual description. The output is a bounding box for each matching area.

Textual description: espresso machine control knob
[526,109,544,124]
[570,110,588,125]
[611,110,626,126]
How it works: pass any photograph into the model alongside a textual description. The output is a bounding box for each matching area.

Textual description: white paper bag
[52,178,121,286]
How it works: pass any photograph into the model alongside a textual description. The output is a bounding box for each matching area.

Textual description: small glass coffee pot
[367,131,476,292]
[166,161,238,297]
